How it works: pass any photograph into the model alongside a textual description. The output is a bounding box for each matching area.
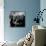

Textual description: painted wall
[4,0,40,42]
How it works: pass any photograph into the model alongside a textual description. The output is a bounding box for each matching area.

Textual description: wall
[4,0,40,42]
[40,0,46,27]
[0,0,4,42]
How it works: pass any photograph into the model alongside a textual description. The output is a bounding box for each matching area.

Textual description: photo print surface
[9,11,25,27]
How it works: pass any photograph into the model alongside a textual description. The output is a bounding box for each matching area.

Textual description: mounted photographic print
[9,11,25,27]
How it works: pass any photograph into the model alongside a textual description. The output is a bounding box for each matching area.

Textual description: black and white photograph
[9,11,25,27]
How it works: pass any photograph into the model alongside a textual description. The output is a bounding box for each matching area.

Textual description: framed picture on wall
[9,11,25,27]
